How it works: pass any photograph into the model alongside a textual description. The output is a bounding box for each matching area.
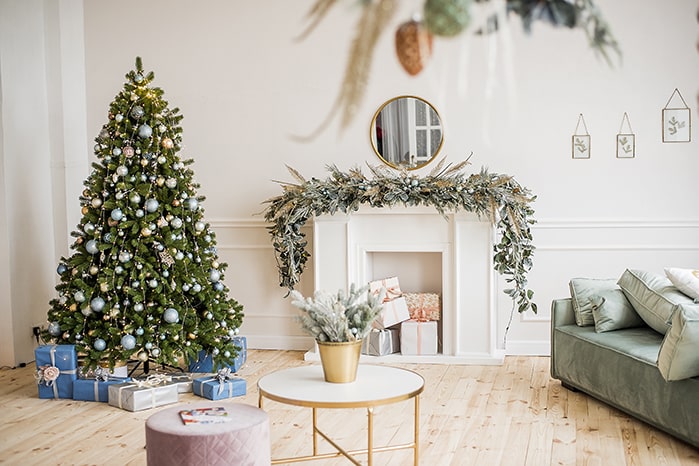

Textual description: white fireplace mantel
[307,205,505,365]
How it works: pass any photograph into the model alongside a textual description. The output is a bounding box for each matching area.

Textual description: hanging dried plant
[294,0,397,141]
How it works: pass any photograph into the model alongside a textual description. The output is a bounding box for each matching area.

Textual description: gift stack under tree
[35,58,248,410]
[364,276,441,356]
[35,337,248,409]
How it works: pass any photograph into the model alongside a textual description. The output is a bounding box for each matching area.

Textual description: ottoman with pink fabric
[145,402,270,466]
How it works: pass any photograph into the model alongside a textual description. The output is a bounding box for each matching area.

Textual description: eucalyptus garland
[263,158,538,314]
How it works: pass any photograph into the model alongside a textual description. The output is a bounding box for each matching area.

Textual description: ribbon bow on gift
[36,365,61,386]
[134,373,170,388]
[215,368,233,396]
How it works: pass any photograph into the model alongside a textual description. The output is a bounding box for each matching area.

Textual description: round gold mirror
[370,96,444,170]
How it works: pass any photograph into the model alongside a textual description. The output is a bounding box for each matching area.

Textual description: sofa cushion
[617,269,694,335]
[569,278,621,327]
[590,292,645,333]
[657,303,699,381]
[664,267,699,301]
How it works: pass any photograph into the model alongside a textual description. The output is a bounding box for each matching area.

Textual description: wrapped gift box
[192,375,246,401]
[188,336,247,373]
[108,380,179,412]
[361,328,400,356]
[168,373,193,393]
[374,296,410,330]
[404,293,441,321]
[400,320,438,355]
[35,345,78,399]
[369,276,403,300]
[73,376,131,402]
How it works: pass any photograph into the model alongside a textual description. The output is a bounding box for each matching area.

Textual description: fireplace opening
[366,251,443,353]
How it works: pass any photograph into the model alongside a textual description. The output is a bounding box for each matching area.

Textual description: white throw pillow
[665,267,699,301]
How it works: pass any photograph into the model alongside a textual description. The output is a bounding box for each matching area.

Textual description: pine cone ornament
[423,0,472,37]
[395,20,433,76]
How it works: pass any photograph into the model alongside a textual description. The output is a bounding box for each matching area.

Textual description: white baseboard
[505,340,551,356]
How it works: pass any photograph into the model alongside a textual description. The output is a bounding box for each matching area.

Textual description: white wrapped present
[400,320,438,355]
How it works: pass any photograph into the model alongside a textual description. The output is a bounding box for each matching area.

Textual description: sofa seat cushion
[657,303,699,381]
[617,269,694,335]
[556,323,662,365]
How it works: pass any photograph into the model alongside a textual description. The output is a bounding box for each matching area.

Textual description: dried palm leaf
[295,0,338,41]
[293,0,397,141]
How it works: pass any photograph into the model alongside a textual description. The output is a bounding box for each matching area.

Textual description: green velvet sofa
[550,297,699,448]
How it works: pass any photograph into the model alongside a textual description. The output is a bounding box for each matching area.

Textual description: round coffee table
[258,364,424,465]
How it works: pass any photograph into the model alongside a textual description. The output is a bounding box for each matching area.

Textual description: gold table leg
[367,406,374,466]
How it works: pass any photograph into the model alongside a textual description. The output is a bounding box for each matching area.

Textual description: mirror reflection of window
[371,96,443,170]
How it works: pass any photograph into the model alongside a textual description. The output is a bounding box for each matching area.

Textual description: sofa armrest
[550,298,575,380]
[551,298,575,328]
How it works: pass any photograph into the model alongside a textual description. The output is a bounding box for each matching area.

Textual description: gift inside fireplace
[306,206,505,365]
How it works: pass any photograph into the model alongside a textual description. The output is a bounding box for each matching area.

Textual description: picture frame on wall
[616,113,635,159]
[616,134,635,158]
[571,113,590,159]
[662,89,691,143]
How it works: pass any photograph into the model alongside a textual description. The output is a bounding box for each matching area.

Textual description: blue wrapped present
[73,368,130,402]
[35,344,78,399]
[192,369,246,400]
[188,336,247,373]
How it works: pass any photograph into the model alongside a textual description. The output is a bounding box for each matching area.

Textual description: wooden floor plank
[1,351,697,465]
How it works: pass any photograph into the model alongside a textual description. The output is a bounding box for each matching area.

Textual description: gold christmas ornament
[81,206,89,215]
[161,138,174,149]
[69,303,77,312]
[395,19,433,75]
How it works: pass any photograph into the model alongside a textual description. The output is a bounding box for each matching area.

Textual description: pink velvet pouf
[145,402,270,466]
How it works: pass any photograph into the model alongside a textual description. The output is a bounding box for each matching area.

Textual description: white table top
[257,364,424,408]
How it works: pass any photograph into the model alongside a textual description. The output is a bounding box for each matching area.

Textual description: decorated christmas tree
[43,57,244,371]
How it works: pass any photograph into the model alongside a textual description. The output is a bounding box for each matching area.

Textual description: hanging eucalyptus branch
[263,157,538,314]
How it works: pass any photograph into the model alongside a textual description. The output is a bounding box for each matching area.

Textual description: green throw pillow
[569,278,622,327]
[657,303,699,381]
[617,269,694,335]
[590,292,645,333]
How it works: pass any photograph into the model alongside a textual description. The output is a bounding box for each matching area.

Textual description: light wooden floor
[1,350,697,466]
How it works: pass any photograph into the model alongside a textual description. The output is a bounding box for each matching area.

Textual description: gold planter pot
[316,340,362,383]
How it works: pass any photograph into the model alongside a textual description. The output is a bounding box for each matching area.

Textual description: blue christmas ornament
[163,308,179,323]
[116,165,128,176]
[186,198,198,211]
[56,264,67,275]
[74,291,86,302]
[93,338,107,351]
[90,297,106,312]
[121,334,136,350]
[209,270,220,283]
[118,251,132,263]
[138,124,152,139]
[110,208,123,221]
[85,240,99,255]
[170,217,182,229]
[214,282,224,292]
[135,327,144,336]
[112,147,122,156]
[48,322,61,336]
[145,198,159,213]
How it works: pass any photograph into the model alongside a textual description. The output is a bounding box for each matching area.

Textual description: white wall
[0,0,89,366]
[1,1,697,364]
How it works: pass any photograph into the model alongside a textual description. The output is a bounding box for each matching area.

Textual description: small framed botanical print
[616,113,635,158]
[662,89,691,143]
[616,134,635,158]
